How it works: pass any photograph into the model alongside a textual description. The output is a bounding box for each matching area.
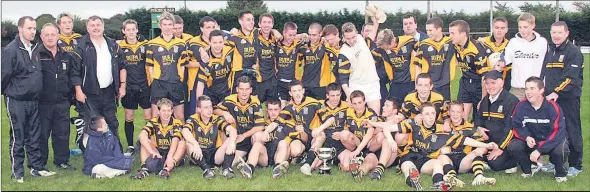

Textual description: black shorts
[236,138,253,154]
[323,137,346,156]
[266,140,279,166]
[257,78,278,103]
[434,84,451,101]
[209,90,231,106]
[277,81,291,101]
[150,79,186,106]
[361,147,382,159]
[389,81,415,101]
[448,153,467,172]
[458,78,482,104]
[188,147,217,168]
[121,87,151,110]
[304,87,326,100]
[399,152,432,171]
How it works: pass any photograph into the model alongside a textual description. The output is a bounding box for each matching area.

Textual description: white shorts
[349,81,381,103]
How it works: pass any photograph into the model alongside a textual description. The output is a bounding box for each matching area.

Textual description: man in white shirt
[71,15,127,151]
[497,13,548,100]
[338,22,382,115]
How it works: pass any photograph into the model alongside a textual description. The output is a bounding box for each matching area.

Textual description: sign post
[150,8,176,39]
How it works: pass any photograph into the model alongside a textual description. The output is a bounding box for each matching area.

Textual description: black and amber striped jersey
[397,121,455,159]
[401,91,447,121]
[345,107,380,139]
[143,117,183,153]
[300,42,339,88]
[365,36,377,51]
[481,36,510,79]
[145,35,188,83]
[276,39,304,81]
[58,33,82,53]
[257,32,278,82]
[279,97,323,134]
[451,38,491,80]
[265,118,299,144]
[197,46,235,95]
[415,36,456,88]
[119,39,149,90]
[449,120,484,154]
[178,33,194,43]
[184,114,230,150]
[227,29,260,81]
[216,94,265,134]
[372,36,418,84]
[310,100,349,136]
[185,35,210,92]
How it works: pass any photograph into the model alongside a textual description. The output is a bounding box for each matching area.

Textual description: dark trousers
[78,86,121,151]
[487,141,518,171]
[507,139,569,177]
[304,87,327,100]
[39,100,71,166]
[434,84,451,102]
[558,97,583,170]
[379,81,389,107]
[389,81,415,101]
[5,96,44,178]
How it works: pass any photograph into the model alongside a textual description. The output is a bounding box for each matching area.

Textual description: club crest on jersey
[140,46,145,53]
[277,125,283,133]
[279,49,283,54]
[339,112,345,118]
[428,46,434,52]
[486,49,491,54]
[401,46,407,53]
[158,47,164,52]
[241,39,247,44]
[386,50,392,54]
[61,60,67,70]
[329,53,333,57]
[444,44,449,51]
[197,126,202,132]
[248,107,253,114]
[303,107,309,115]
[58,40,63,44]
[186,119,193,124]
[498,105,503,113]
[124,49,129,53]
[306,49,310,53]
[174,46,179,53]
[558,55,564,62]
[431,134,438,142]
[466,56,471,63]
[226,55,232,62]
[234,106,239,112]
[72,39,77,45]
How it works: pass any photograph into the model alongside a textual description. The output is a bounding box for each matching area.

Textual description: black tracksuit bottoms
[5,96,44,178]
[558,97,583,170]
[39,100,71,166]
[507,139,569,177]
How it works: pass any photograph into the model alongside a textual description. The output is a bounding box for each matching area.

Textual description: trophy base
[319,169,332,175]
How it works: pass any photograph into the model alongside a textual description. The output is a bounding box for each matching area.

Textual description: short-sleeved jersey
[58,33,82,53]
[372,36,418,83]
[279,97,323,134]
[449,120,483,155]
[451,38,491,80]
[397,121,455,159]
[119,39,149,90]
[401,91,447,121]
[345,107,379,139]
[145,36,188,83]
[415,36,456,88]
[197,46,235,95]
[276,39,304,81]
[143,117,183,153]
[310,100,349,136]
[257,32,278,82]
[300,42,339,88]
[481,36,509,55]
[227,29,260,80]
[216,94,265,134]
[185,35,210,92]
[184,114,230,150]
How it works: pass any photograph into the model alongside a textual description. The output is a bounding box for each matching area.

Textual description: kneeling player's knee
[395,133,408,146]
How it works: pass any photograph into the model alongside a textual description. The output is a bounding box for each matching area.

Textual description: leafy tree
[226,0,268,13]
[35,14,56,30]
[573,1,590,12]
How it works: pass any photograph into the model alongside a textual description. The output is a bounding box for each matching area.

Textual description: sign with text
[150,8,175,28]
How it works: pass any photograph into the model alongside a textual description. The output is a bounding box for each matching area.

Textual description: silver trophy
[315,147,337,174]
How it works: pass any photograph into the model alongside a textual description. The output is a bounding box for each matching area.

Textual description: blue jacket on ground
[82,129,134,176]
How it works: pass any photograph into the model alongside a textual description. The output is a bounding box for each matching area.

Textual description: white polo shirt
[92,38,113,88]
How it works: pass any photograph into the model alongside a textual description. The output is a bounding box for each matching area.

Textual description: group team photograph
[1,0,588,191]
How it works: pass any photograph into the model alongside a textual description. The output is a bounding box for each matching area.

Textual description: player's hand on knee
[332,132,341,141]
[529,150,540,163]
[312,128,323,138]
[526,137,536,148]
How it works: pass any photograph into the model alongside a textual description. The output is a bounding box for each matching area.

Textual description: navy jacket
[71,35,126,98]
[511,99,566,154]
[38,45,75,104]
[82,129,134,176]
[541,40,584,99]
[1,37,43,100]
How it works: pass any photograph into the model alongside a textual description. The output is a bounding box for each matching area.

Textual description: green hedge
[3,8,589,45]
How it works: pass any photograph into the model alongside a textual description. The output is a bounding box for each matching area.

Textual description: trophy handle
[330,147,336,158]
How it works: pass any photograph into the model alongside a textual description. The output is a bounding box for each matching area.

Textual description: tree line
[2,1,589,45]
